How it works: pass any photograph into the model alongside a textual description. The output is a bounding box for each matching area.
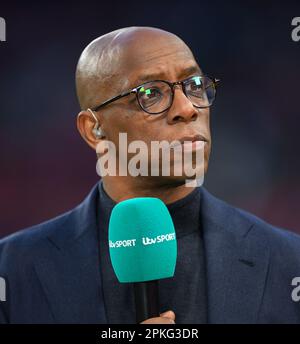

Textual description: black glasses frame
[90,75,220,114]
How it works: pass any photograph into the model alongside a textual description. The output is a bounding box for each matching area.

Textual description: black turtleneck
[96,180,207,324]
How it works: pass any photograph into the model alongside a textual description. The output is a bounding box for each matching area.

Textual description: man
[0,27,300,324]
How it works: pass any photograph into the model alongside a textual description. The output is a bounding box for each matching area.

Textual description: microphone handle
[134,280,159,323]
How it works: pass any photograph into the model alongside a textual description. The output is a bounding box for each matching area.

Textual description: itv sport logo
[109,232,176,249]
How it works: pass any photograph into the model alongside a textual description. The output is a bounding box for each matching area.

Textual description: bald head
[75,27,194,110]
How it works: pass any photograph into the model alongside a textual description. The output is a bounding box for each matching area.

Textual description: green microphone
[108,197,177,323]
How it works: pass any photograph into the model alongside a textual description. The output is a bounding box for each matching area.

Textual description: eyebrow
[134,65,202,86]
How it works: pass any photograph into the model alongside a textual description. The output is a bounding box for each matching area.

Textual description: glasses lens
[137,81,172,114]
[184,76,216,107]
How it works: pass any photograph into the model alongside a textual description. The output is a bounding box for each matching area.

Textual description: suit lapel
[34,185,107,323]
[201,188,270,323]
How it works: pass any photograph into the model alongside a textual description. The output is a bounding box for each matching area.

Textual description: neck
[102,176,196,204]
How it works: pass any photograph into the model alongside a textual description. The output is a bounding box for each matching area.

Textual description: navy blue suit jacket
[1,184,300,323]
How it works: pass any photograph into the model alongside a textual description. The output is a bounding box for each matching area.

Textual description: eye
[138,86,163,108]
[185,76,204,97]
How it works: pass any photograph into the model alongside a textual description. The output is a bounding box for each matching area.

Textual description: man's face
[96,30,212,183]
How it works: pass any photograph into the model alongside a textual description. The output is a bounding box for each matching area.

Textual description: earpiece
[87,108,105,139]
[93,126,104,139]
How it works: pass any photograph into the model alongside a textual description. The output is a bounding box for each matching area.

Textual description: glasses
[91,75,220,115]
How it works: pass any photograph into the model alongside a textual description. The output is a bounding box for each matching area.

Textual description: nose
[166,86,198,124]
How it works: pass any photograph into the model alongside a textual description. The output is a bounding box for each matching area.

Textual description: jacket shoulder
[0,210,73,259]
[201,187,300,256]
[0,182,99,269]
[236,206,300,245]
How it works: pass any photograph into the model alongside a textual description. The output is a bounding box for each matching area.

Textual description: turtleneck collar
[98,180,201,239]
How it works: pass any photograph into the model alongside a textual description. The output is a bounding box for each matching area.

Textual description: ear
[76,110,104,150]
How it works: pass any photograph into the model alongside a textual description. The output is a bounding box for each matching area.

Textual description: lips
[170,134,207,148]
[178,134,207,144]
